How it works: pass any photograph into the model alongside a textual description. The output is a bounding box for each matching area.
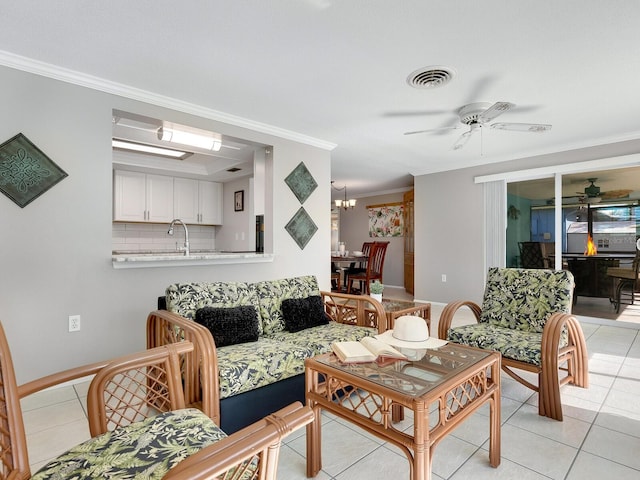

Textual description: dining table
[331,254,368,291]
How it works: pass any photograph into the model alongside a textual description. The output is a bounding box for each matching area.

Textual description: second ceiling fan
[404,101,552,150]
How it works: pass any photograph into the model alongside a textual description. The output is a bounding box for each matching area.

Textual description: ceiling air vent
[406,66,456,89]
[226,167,241,172]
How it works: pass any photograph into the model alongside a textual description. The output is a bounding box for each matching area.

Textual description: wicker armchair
[438,267,589,421]
[0,321,312,480]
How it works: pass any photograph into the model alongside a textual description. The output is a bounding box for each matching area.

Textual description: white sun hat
[375,315,448,349]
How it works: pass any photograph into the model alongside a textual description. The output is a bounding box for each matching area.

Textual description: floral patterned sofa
[148,275,387,433]
[437,267,589,421]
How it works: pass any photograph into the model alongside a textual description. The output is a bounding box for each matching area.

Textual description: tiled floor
[22,298,640,479]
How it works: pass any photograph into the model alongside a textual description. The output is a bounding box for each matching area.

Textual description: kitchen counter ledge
[112,251,275,269]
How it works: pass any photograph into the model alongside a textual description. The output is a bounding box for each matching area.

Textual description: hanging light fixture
[331,181,356,210]
[157,126,222,151]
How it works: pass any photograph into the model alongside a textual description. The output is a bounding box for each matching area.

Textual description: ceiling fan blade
[384,109,452,118]
[601,189,633,200]
[404,126,460,136]
[452,125,479,150]
[478,101,515,123]
[491,122,552,132]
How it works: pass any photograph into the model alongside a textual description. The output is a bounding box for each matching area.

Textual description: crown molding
[0,50,337,151]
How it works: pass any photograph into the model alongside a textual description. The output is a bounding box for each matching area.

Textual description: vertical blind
[484,180,506,269]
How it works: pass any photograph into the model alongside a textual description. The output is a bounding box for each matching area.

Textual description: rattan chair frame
[147,309,221,424]
[0,321,313,480]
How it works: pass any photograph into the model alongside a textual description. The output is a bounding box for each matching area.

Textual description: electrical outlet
[441,274,447,282]
[68,315,81,332]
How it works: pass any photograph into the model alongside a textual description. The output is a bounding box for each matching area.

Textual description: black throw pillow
[195,306,260,347]
[281,295,330,333]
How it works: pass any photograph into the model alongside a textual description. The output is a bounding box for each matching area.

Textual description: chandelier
[331,181,356,210]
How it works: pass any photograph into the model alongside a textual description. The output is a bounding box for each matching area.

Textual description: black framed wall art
[234,190,244,211]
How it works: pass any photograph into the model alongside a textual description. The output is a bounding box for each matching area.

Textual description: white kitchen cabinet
[198,180,223,224]
[173,177,199,224]
[113,170,174,222]
[173,178,223,225]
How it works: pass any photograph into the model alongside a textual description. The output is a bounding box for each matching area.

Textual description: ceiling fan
[576,178,633,202]
[404,101,552,150]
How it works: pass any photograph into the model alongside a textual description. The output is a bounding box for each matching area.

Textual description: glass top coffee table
[305,344,501,480]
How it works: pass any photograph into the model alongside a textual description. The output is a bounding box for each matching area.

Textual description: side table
[380,298,431,331]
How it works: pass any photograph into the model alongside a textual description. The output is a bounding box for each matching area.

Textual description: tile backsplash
[112,223,217,252]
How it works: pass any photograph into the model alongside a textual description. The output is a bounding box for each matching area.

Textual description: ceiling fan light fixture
[158,126,222,151]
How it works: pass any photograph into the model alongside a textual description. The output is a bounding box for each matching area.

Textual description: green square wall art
[0,133,68,208]
[285,207,318,249]
[285,161,317,204]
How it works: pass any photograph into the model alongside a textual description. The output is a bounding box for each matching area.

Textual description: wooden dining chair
[518,241,546,268]
[346,241,374,277]
[331,267,341,291]
[346,241,389,294]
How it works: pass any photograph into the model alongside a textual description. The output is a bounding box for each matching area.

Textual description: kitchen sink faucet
[168,219,189,256]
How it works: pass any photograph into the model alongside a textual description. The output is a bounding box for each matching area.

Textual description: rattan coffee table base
[305,345,501,480]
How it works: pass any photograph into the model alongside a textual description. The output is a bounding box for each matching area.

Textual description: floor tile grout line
[72,384,89,419]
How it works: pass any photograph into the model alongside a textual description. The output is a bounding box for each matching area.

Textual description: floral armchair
[438,267,589,421]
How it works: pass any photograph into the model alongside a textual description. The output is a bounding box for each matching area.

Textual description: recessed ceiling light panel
[406,66,456,89]
[112,139,191,160]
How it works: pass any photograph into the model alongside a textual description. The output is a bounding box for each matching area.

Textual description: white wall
[0,66,332,383]
[217,177,254,251]
[414,170,486,303]
[338,191,407,288]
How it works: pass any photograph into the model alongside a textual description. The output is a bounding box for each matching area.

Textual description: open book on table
[331,337,407,363]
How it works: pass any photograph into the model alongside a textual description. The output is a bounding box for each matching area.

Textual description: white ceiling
[1,1,640,199]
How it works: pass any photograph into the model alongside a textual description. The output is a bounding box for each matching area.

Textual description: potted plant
[369,280,384,302]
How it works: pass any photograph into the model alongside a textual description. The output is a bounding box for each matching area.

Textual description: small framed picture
[234,190,244,212]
